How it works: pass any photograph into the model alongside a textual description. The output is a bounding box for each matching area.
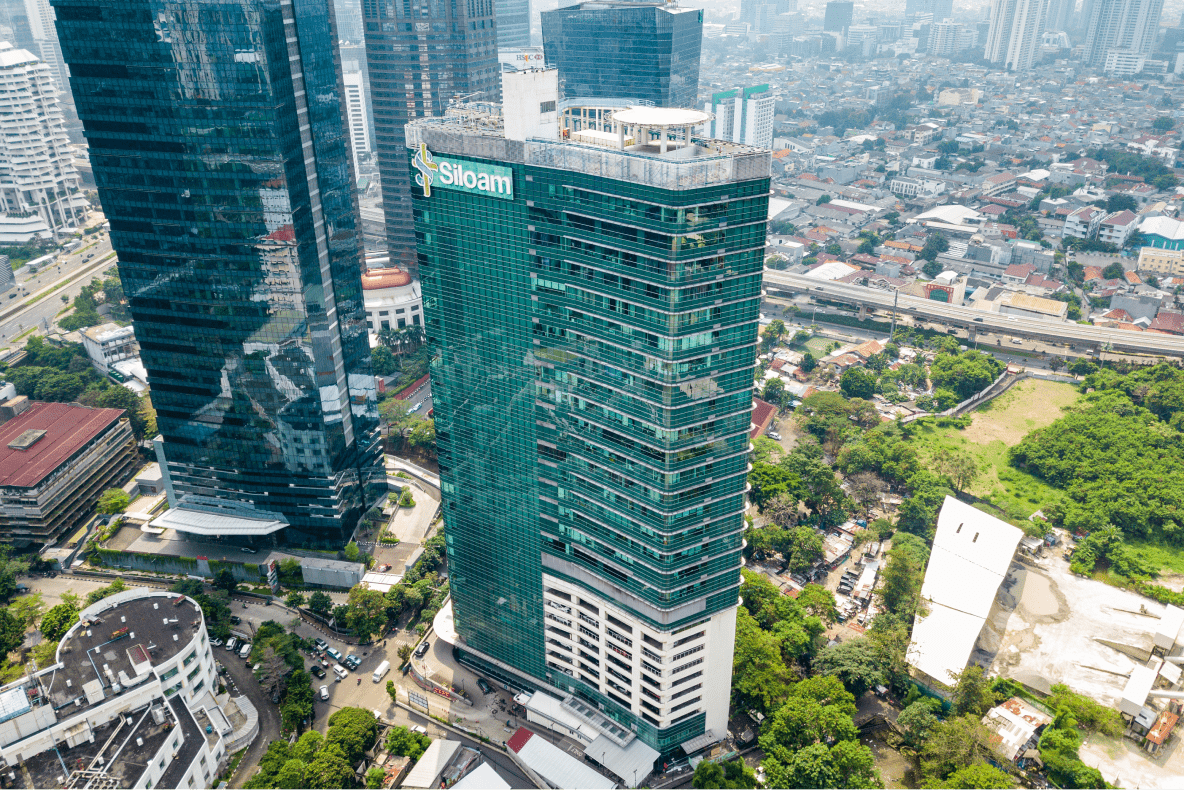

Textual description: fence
[901,370,1023,424]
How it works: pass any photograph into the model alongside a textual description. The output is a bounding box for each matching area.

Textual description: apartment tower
[52,0,384,546]
[407,79,768,754]
[985,0,1051,71]
[361,0,499,272]
[1082,0,1164,68]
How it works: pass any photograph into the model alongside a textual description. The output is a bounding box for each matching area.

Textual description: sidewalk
[386,454,440,491]
[387,494,439,545]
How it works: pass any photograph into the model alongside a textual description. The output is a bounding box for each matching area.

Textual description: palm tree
[377,326,398,352]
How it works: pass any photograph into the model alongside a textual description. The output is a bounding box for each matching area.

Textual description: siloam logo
[411,144,514,201]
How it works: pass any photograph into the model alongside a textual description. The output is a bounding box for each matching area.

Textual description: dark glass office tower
[407,107,768,753]
[361,0,499,272]
[496,0,530,48]
[823,0,853,31]
[52,0,384,546]
[541,1,702,108]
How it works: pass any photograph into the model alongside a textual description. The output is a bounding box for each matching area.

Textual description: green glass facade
[411,127,768,752]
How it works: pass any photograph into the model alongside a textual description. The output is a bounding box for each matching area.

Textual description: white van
[238,643,252,659]
[225,637,238,651]
[372,660,391,683]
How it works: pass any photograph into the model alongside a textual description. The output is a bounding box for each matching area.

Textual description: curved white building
[0,42,86,237]
[0,589,239,790]
[362,267,422,338]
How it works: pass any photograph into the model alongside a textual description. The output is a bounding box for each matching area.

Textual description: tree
[921,258,944,278]
[212,569,238,593]
[385,725,432,760]
[847,471,883,514]
[343,541,360,562]
[292,730,324,762]
[1106,193,1138,213]
[897,698,941,746]
[952,666,996,717]
[762,377,786,407]
[920,231,949,262]
[731,608,794,714]
[308,591,333,616]
[346,585,388,643]
[840,368,875,400]
[747,461,800,511]
[817,194,832,206]
[407,419,436,449]
[812,638,884,697]
[371,345,398,376]
[933,448,979,493]
[272,758,307,789]
[397,644,413,666]
[305,743,354,790]
[763,492,800,529]
[801,351,817,372]
[929,350,1003,400]
[920,715,1002,783]
[692,759,756,789]
[365,766,386,789]
[40,602,79,642]
[761,319,787,355]
[939,764,1015,789]
[8,593,44,630]
[1153,115,1175,131]
[1049,356,1065,373]
[326,707,379,764]
[878,544,924,617]
[285,592,305,609]
[96,488,129,515]
[0,610,24,659]
[1101,261,1125,280]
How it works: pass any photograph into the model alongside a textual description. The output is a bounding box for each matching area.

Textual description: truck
[372,660,391,683]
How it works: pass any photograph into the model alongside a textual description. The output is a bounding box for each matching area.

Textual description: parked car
[314,638,328,651]
[311,666,326,679]
[343,655,361,670]
[210,638,223,647]
[240,547,256,554]
[320,685,330,700]
[229,616,242,625]
[326,647,344,662]
[768,431,782,441]
[225,637,238,651]
[332,664,348,681]
[477,678,493,695]
[414,640,430,659]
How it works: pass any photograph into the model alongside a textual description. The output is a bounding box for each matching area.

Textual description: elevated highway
[763,271,1184,358]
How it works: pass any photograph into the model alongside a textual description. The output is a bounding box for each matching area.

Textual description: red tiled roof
[750,398,777,439]
[1150,312,1184,335]
[0,402,126,489]
[1004,263,1036,278]
[1124,270,1142,284]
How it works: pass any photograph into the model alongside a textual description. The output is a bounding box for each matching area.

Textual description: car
[314,638,328,651]
[311,666,326,679]
[271,690,281,704]
[229,616,242,625]
[411,725,427,735]
[240,547,256,554]
[326,647,344,662]
[410,401,423,413]
[414,641,430,659]
[1010,337,1023,344]
[343,655,361,670]
[973,317,984,322]
[767,431,782,441]
[332,664,348,681]
[377,564,392,573]
[320,685,330,700]
[210,638,223,647]
[477,678,493,695]
[225,637,238,651]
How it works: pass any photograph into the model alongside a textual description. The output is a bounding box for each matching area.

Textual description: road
[0,235,115,345]
[764,270,1184,357]
[217,635,281,789]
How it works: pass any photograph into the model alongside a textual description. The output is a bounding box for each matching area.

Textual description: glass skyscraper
[52,0,384,546]
[541,1,702,108]
[361,0,500,272]
[406,100,768,753]
[495,0,530,48]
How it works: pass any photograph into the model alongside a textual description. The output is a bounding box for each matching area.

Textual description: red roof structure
[360,268,412,290]
[0,402,126,488]
[506,727,533,753]
[750,398,777,439]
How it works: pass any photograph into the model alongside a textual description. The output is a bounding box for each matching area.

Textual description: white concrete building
[704,85,775,149]
[889,175,945,198]
[1103,48,1146,75]
[1063,205,1105,239]
[1083,0,1163,69]
[985,0,1051,72]
[80,321,138,374]
[0,43,85,237]
[343,69,371,176]
[1097,209,1139,246]
[501,68,559,143]
[362,267,422,337]
[0,589,254,790]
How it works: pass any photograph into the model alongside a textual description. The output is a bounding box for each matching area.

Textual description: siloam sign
[412,143,513,200]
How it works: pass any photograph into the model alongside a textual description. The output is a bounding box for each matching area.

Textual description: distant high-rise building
[0,0,34,51]
[334,0,363,42]
[985,0,1051,70]
[406,92,767,757]
[823,0,853,31]
[343,69,371,175]
[0,42,84,235]
[929,20,976,54]
[496,0,531,49]
[53,0,384,546]
[906,0,954,21]
[542,1,702,108]
[362,0,499,272]
[706,84,775,148]
[1045,0,1075,30]
[1082,0,1163,67]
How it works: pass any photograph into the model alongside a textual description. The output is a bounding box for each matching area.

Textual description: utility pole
[889,286,900,341]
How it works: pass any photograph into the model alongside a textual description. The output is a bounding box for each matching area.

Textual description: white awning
[587,734,659,787]
[679,729,719,754]
[148,506,288,536]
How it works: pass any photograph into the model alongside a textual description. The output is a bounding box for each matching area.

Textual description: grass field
[799,337,835,355]
[907,378,1080,525]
